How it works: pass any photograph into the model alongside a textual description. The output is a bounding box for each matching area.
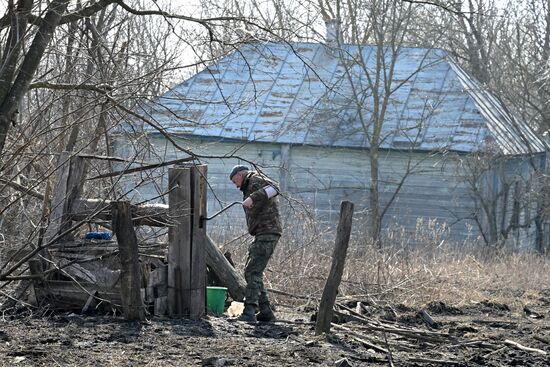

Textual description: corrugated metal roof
[138,42,547,154]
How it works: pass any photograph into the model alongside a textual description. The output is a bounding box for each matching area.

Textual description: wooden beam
[70,198,170,227]
[167,167,192,317]
[112,201,145,321]
[315,201,354,335]
[205,235,246,302]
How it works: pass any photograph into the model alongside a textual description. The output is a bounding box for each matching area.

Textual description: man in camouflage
[229,165,282,323]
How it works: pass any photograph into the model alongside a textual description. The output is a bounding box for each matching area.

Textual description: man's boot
[237,303,257,323]
[257,302,276,322]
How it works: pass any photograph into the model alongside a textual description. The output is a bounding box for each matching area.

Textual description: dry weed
[211,212,550,312]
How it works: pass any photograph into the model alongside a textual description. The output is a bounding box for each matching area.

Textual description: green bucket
[206,286,227,316]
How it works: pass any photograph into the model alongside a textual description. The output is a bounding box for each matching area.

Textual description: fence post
[167,165,207,319]
[315,200,354,335]
[112,201,145,321]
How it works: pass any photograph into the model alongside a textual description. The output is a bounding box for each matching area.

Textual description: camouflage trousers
[244,234,280,306]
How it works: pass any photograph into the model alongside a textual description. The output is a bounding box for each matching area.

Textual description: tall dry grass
[211,210,550,311]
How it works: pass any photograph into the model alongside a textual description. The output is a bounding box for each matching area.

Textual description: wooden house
[114,42,548,248]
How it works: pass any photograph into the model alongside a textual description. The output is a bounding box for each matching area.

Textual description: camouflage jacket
[240,171,282,236]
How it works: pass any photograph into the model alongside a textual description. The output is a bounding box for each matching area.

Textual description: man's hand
[242,197,253,209]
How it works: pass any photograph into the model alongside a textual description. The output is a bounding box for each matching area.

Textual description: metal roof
[138,42,547,155]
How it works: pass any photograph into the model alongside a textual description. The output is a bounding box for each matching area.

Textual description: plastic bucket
[206,286,227,316]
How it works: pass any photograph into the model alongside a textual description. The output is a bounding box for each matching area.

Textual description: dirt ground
[0,292,549,367]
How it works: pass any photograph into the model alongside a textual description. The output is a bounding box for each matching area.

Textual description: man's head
[229,165,249,188]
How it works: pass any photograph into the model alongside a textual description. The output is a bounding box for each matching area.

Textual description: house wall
[479,154,546,249]
[113,134,488,245]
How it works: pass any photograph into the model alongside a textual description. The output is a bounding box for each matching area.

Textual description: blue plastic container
[85,231,112,240]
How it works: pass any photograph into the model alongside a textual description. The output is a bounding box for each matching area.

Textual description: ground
[0,294,549,367]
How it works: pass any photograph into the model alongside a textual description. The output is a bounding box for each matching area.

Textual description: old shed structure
[115,41,548,248]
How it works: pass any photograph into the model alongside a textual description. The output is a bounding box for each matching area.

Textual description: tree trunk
[369,148,382,248]
[0,0,71,156]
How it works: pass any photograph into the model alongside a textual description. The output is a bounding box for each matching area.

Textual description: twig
[86,156,194,180]
[406,357,463,365]
[267,287,319,301]
[503,339,547,355]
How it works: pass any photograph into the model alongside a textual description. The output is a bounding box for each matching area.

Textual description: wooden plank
[154,296,168,316]
[81,290,98,314]
[33,280,122,310]
[168,167,192,317]
[190,164,207,319]
[147,265,168,300]
[112,201,145,321]
[315,201,354,335]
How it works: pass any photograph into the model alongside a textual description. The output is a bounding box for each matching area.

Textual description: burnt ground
[0,295,549,367]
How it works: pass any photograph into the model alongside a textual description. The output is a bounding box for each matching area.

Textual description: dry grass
[212,211,550,313]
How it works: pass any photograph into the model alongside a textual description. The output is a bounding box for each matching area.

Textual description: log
[205,235,246,302]
[315,201,354,335]
[70,199,170,227]
[112,201,145,321]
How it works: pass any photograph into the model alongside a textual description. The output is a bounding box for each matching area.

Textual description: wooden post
[112,201,145,321]
[168,167,192,317]
[190,164,207,319]
[315,201,354,335]
[167,165,208,319]
[168,165,207,319]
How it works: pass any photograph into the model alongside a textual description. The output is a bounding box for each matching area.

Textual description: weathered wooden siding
[113,135,484,245]
[479,154,545,249]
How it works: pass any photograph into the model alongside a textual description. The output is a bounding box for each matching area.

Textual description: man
[229,165,282,323]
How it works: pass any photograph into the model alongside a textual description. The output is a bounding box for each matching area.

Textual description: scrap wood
[418,309,440,329]
[331,323,389,354]
[503,339,547,355]
[335,303,455,342]
[449,340,499,350]
[348,322,451,344]
[406,357,464,365]
[472,319,516,325]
